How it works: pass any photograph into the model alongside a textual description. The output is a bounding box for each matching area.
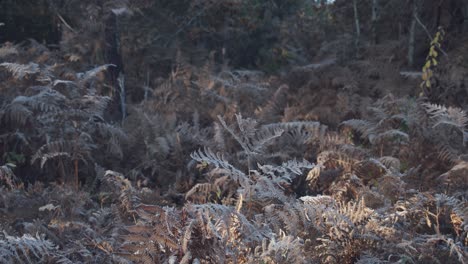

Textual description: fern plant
[0,62,126,187]
[0,232,71,263]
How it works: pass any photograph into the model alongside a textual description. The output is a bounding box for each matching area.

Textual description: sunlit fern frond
[336,198,373,226]
[315,198,378,263]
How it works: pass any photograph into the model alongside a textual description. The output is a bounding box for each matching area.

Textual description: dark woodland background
[0,0,467,263]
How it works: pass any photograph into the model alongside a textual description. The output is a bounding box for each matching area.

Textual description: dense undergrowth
[1,1,468,264]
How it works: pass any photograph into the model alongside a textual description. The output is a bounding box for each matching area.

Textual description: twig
[56,13,77,34]
[414,14,448,57]
[414,14,432,41]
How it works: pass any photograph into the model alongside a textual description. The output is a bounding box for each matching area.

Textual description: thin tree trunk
[408,0,418,68]
[353,0,361,57]
[105,12,125,121]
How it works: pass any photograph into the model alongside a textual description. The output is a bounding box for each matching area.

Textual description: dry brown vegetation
[0,0,467,263]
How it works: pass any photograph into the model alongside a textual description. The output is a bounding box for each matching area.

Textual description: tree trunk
[104,12,125,121]
[408,0,418,68]
[353,0,361,57]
